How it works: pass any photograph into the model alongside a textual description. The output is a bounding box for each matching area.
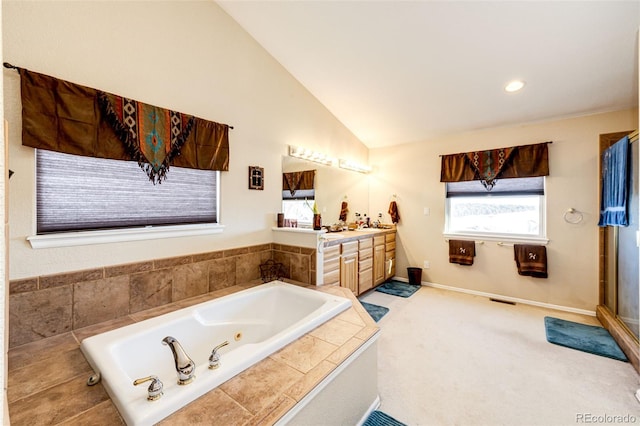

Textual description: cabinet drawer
[324,269,340,286]
[385,251,395,261]
[359,247,373,261]
[385,233,396,243]
[385,241,396,252]
[342,241,359,255]
[324,258,340,274]
[374,235,385,246]
[359,257,373,271]
[359,238,373,249]
[323,244,341,259]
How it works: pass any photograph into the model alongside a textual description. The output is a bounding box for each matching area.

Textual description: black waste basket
[407,267,422,285]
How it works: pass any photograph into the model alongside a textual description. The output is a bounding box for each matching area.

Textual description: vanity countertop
[321,227,396,246]
[7,281,379,425]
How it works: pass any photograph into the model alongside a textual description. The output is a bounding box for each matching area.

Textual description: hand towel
[339,201,348,222]
[449,240,476,265]
[388,201,400,224]
[514,244,548,278]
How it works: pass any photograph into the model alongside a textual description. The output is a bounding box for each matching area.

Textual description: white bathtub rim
[80,280,352,426]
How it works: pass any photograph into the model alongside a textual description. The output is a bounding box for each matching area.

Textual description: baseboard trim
[391,276,596,317]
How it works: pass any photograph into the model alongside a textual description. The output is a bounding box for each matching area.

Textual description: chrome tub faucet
[162,336,196,385]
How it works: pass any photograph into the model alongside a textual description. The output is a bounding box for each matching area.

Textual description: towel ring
[563,208,583,224]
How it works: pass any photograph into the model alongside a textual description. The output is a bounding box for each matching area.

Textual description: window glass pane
[37,150,218,233]
[282,199,314,226]
[447,195,542,236]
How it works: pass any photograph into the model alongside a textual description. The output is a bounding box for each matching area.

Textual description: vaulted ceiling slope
[217,1,640,148]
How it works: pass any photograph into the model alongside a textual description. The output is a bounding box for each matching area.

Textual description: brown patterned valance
[282,170,315,195]
[18,67,230,183]
[440,142,550,189]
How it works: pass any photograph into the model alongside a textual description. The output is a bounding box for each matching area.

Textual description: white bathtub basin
[80,280,352,425]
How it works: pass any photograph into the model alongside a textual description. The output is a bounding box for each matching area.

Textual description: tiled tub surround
[8,283,379,425]
[9,243,315,349]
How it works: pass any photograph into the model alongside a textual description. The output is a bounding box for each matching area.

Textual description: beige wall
[369,109,638,311]
[2,1,368,279]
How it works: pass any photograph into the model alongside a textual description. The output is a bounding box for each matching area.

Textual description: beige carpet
[360,285,640,425]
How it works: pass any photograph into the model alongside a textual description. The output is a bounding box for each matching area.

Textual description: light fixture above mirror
[288,145,335,166]
[338,159,371,174]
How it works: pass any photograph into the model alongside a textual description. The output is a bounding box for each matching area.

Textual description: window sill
[27,223,225,249]
[443,233,549,245]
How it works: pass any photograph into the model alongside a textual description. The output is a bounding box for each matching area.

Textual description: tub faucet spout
[162,336,195,385]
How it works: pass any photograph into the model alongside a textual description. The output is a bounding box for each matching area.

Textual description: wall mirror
[281,155,370,228]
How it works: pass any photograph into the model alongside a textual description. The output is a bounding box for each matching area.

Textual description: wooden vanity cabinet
[358,238,374,294]
[373,235,386,286]
[340,241,359,294]
[322,244,341,287]
[385,233,396,280]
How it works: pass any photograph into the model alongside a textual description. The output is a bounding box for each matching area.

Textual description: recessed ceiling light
[505,80,525,93]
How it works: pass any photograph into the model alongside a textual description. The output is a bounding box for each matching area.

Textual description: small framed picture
[248,166,264,190]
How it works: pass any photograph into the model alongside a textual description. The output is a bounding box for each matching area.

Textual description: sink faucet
[162,336,195,385]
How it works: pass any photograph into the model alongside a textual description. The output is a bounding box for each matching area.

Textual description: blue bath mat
[544,317,628,362]
[360,301,389,322]
[375,280,420,298]
[363,410,406,426]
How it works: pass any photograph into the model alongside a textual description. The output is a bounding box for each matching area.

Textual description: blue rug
[544,317,628,362]
[360,301,389,322]
[375,280,420,298]
[363,410,406,426]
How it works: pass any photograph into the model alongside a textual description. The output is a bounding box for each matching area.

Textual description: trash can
[407,267,422,285]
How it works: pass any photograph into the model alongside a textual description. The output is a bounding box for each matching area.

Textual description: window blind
[446,177,544,197]
[36,150,218,233]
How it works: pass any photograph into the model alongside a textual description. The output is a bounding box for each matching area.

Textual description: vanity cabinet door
[373,243,385,285]
[341,241,359,294]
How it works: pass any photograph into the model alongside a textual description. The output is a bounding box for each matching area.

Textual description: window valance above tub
[16,66,231,183]
[440,142,551,190]
[282,170,315,196]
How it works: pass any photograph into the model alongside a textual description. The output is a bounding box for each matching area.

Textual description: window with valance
[441,142,551,241]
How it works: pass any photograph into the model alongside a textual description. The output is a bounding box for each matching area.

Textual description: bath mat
[363,410,406,426]
[544,317,628,362]
[375,280,420,298]
[360,301,389,322]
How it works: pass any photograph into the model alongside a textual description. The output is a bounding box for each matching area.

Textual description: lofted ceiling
[217,1,640,149]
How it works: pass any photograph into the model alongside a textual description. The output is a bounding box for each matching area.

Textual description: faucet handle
[209,340,230,370]
[133,375,164,401]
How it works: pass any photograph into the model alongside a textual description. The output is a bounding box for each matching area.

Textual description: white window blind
[36,150,218,234]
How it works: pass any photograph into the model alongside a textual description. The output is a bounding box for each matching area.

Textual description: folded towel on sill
[514,244,548,278]
[388,201,400,224]
[449,240,476,265]
[339,201,348,222]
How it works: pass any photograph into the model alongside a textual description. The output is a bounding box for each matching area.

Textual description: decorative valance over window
[17,67,230,183]
[440,142,550,189]
[282,170,315,196]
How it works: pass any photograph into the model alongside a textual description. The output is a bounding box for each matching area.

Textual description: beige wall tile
[208,257,236,291]
[40,269,103,289]
[289,254,310,283]
[129,270,173,313]
[9,278,37,294]
[9,285,73,348]
[172,262,209,302]
[104,261,153,278]
[73,276,130,329]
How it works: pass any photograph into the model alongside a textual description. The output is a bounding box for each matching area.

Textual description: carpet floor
[359,285,640,425]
